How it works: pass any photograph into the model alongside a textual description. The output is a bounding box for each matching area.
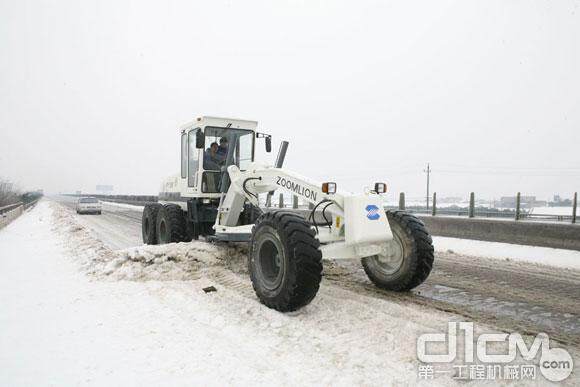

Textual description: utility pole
[424,163,431,210]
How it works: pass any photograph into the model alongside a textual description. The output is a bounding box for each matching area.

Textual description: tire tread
[157,204,187,244]
[249,210,323,312]
[362,210,434,291]
[142,203,162,244]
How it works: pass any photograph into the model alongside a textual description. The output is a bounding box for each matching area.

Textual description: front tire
[142,203,162,244]
[156,204,187,244]
[362,210,434,291]
[249,211,323,312]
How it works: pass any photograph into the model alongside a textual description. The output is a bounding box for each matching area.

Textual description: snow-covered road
[57,196,143,249]
[53,196,580,346]
[1,200,578,385]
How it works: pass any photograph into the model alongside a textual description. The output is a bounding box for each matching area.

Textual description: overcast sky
[1,0,578,201]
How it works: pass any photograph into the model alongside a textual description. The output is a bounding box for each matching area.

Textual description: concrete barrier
[0,206,23,230]
[417,215,580,251]
[66,194,156,207]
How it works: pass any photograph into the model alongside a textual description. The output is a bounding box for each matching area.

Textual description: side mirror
[196,130,205,149]
[265,136,272,153]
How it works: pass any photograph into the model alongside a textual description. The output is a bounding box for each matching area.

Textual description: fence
[390,192,578,224]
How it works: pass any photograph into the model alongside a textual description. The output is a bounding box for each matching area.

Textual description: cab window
[188,129,200,187]
[181,133,187,178]
[202,126,254,171]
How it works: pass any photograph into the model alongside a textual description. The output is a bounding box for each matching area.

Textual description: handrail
[0,199,40,215]
[23,199,40,210]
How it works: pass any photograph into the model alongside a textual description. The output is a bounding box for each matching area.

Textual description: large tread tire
[142,203,162,244]
[156,204,187,244]
[249,211,323,312]
[362,210,434,291]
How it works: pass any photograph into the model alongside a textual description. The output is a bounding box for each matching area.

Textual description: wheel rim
[371,233,405,275]
[256,235,285,291]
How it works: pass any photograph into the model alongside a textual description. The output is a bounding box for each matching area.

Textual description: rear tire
[249,211,323,312]
[156,204,187,244]
[362,210,434,291]
[142,203,162,244]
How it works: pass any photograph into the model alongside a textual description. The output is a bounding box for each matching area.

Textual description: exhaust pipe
[275,141,289,168]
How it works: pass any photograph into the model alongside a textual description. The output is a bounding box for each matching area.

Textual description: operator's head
[219,137,228,147]
[210,142,218,152]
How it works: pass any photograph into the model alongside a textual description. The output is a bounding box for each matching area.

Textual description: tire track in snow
[323,258,580,347]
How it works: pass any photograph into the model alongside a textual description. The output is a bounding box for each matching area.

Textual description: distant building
[438,196,463,204]
[550,194,572,207]
[0,182,13,192]
[96,185,114,194]
[498,196,540,208]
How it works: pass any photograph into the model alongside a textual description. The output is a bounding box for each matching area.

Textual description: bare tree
[0,178,21,207]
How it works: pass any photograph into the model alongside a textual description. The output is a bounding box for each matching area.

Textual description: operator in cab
[204,142,220,170]
[216,137,229,164]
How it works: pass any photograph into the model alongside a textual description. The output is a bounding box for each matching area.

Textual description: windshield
[80,198,99,203]
[203,126,254,171]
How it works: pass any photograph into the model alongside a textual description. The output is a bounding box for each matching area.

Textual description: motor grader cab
[143,116,434,312]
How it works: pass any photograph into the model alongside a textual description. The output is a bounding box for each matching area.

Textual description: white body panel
[343,195,393,245]
[220,164,394,260]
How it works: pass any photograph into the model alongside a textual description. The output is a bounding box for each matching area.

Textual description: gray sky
[1,0,579,201]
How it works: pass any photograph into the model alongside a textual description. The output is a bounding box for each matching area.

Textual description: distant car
[76,197,102,215]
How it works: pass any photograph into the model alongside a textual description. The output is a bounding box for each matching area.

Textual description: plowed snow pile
[51,202,248,281]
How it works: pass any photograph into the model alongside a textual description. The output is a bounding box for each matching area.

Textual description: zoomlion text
[276,176,318,201]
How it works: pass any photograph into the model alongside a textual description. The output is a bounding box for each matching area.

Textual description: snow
[2,200,578,386]
[0,200,455,385]
[530,206,575,216]
[434,236,580,270]
[100,201,144,211]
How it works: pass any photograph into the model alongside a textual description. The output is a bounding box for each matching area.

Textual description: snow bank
[434,236,580,270]
[51,202,248,281]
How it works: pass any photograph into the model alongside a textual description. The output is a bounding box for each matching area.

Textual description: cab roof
[179,116,258,132]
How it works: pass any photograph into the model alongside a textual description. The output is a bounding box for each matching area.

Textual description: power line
[424,163,431,210]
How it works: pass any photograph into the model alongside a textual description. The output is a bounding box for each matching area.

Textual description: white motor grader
[142,116,434,311]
